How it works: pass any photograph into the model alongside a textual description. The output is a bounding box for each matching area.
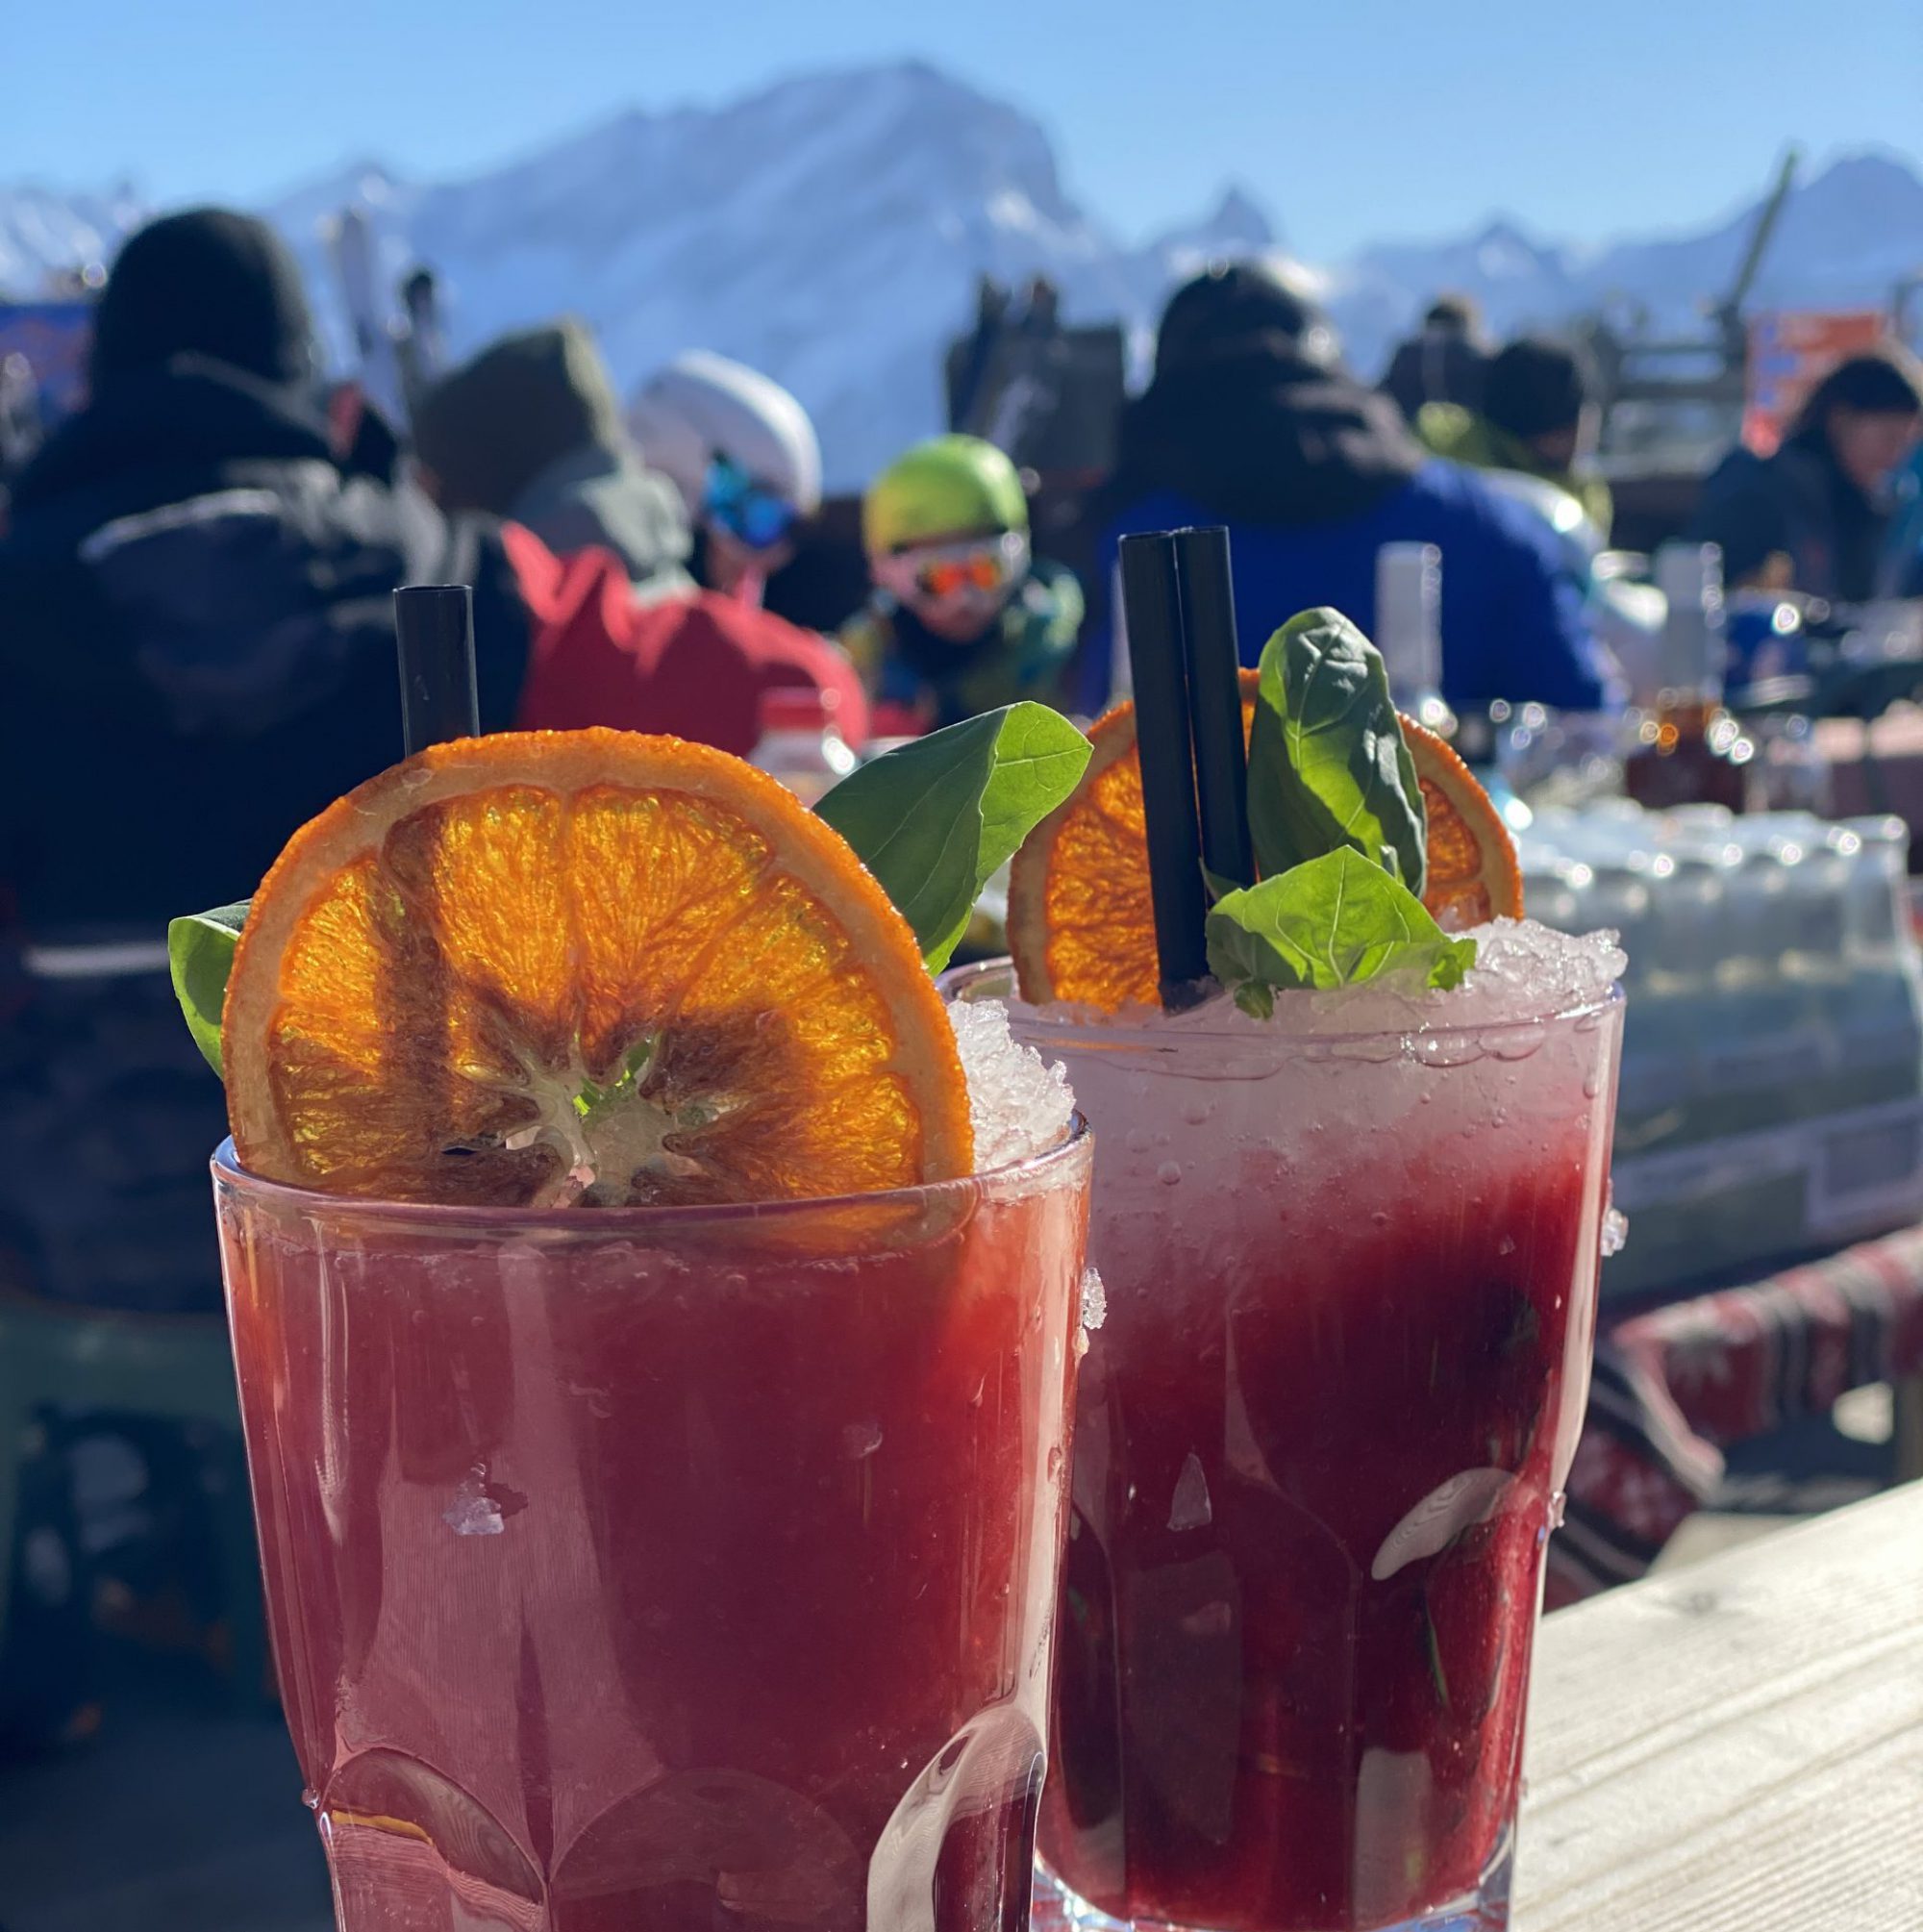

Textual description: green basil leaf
[1246,608,1428,893]
[167,900,249,1077]
[1206,848,1475,996]
[815,703,1091,972]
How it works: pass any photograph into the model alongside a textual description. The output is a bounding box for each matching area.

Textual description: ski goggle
[873,531,1029,606]
[703,454,801,553]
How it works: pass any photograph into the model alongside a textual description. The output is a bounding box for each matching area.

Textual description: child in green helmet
[841,434,1084,731]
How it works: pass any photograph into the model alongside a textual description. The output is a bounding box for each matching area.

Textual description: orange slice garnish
[1008,677,1521,1007]
[223,728,972,1205]
[1401,717,1525,933]
[1006,689,1186,1012]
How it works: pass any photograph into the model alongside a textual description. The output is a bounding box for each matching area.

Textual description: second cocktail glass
[215,1124,1091,1932]
[952,934,1623,1932]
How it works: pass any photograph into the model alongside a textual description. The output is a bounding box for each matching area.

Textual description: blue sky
[8,0,1920,258]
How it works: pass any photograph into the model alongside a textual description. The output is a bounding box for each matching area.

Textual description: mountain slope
[3,70,1917,486]
[1326,147,1923,367]
[267,63,1159,483]
[1577,150,1923,316]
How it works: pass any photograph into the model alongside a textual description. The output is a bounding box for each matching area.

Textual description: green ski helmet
[862,435,1029,556]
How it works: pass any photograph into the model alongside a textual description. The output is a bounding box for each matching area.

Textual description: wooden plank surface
[1516,1482,1923,1929]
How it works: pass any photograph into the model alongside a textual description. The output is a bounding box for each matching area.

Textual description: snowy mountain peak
[2,69,1917,487]
[1467,218,1562,284]
[1133,185,1284,304]
[1198,186,1278,251]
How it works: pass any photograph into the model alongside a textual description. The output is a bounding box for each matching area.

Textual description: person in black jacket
[1691,344,1923,601]
[0,208,535,1316]
[1381,294,1489,422]
[1077,262,1616,716]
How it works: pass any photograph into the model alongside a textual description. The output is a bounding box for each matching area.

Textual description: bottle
[1375,542,1455,739]
[1377,541,1531,825]
[749,685,858,805]
[1624,542,1754,814]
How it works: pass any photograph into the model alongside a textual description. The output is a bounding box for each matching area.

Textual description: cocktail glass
[948,932,1622,1932]
[213,1120,1091,1931]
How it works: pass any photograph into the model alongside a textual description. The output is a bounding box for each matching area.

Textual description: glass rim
[210,1113,1090,1233]
[940,956,1625,1051]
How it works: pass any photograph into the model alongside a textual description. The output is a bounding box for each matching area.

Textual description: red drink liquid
[965,948,1622,1932]
[215,1130,1090,1932]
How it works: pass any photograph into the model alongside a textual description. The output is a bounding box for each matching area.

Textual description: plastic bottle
[1375,542,1454,738]
[749,686,858,805]
[1377,540,1534,828]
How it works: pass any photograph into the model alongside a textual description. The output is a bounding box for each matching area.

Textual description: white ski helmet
[626,350,823,526]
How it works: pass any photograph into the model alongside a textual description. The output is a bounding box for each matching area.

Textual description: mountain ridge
[4,63,1918,484]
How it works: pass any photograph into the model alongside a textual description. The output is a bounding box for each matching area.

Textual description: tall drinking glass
[949,944,1622,1932]
[214,1125,1092,1931]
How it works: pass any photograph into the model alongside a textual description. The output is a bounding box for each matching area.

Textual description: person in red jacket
[500,523,868,753]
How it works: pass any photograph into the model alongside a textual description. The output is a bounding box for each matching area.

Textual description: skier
[841,434,1082,730]
[1417,335,1613,543]
[414,320,693,595]
[627,350,821,605]
[1382,293,1488,422]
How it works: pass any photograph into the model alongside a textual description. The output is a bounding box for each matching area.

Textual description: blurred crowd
[0,206,1921,1748]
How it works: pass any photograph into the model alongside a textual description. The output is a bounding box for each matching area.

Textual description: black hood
[1110,341,1424,528]
[90,207,317,391]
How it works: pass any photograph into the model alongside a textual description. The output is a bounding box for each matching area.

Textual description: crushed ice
[1601,1205,1630,1257]
[1167,1451,1213,1531]
[947,998,1076,1168]
[1006,918,1624,1043]
[1459,918,1625,1017]
[1079,1265,1107,1330]
[443,1470,505,1537]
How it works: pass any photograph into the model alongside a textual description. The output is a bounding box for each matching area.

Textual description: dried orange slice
[1402,718,1525,933]
[1006,692,1171,1012]
[224,728,972,1206]
[1008,681,1521,1007]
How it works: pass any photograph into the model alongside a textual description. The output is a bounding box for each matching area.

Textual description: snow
[4,68,1915,485]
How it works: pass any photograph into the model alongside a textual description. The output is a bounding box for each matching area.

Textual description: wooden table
[1516,1482,1923,1928]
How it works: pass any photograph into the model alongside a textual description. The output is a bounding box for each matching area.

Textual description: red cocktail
[955,929,1622,1932]
[216,1126,1090,1931]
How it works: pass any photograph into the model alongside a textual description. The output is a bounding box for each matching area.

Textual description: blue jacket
[1080,459,1621,715]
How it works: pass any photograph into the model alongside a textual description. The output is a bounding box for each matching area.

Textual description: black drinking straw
[394,584,480,755]
[1119,533,1210,1000]
[1172,525,1254,891]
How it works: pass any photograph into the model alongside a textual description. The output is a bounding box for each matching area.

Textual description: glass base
[1031,1834,1512,1932]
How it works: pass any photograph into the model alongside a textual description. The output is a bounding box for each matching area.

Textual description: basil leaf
[1247,608,1428,893]
[1206,848,1475,1001]
[167,900,249,1077]
[815,703,1091,973]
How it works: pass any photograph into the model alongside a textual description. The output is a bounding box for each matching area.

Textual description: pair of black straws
[1117,526,1252,1007]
